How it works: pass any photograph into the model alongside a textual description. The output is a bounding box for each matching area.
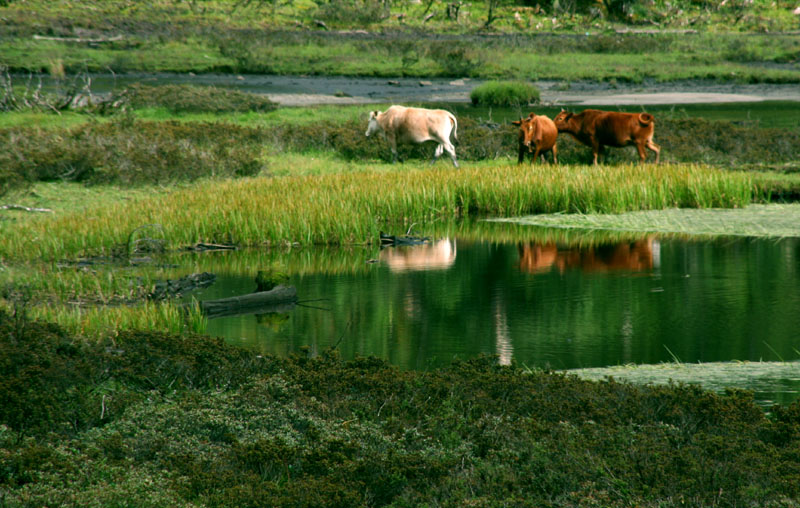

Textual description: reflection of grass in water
[567,361,800,406]
[499,203,800,239]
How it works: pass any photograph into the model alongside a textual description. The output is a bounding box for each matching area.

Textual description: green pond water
[182,228,800,405]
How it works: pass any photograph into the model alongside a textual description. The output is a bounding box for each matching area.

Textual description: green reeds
[21,299,207,341]
[0,162,752,260]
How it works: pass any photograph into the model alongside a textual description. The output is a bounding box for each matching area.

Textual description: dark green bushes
[0,119,267,195]
[119,83,278,114]
[2,308,800,506]
[0,307,268,439]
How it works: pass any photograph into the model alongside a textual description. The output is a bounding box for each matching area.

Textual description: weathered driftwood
[150,272,216,301]
[380,231,430,246]
[0,204,53,213]
[33,34,124,43]
[199,285,298,319]
[184,242,237,252]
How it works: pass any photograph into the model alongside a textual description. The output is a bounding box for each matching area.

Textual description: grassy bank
[2,309,800,507]
[2,106,798,197]
[0,162,753,261]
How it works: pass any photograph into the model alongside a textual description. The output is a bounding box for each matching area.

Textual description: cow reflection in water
[518,238,658,274]
[380,238,457,272]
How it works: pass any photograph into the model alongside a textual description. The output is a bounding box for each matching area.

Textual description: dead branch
[33,34,124,43]
[0,204,54,213]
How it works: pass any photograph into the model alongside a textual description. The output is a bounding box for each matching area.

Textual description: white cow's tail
[449,113,458,142]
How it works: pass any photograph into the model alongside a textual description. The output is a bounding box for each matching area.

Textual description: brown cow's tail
[638,113,655,125]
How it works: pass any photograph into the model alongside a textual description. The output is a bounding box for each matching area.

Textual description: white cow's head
[365,111,382,137]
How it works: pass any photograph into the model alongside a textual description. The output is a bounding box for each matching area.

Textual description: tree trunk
[199,285,298,319]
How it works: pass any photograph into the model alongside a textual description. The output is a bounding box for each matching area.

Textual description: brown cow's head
[513,113,538,150]
[552,110,573,131]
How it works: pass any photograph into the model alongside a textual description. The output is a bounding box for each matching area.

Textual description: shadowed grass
[0,162,752,260]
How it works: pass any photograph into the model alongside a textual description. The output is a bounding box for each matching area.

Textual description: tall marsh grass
[470,81,541,107]
[0,162,753,260]
[22,300,208,340]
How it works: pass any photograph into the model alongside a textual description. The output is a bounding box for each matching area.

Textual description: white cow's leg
[431,144,444,165]
[444,142,458,168]
[388,136,399,163]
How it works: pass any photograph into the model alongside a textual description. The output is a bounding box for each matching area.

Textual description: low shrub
[117,83,278,114]
[0,119,267,194]
[0,307,269,439]
[2,310,800,506]
[470,81,541,107]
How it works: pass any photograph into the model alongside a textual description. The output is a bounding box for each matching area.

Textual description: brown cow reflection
[518,238,658,274]
[380,238,457,272]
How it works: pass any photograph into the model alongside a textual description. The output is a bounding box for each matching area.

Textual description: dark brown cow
[511,112,558,164]
[553,109,660,165]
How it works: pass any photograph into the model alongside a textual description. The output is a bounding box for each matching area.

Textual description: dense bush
[0,119,267,195]
[0,308,266,438]
[118,83,278,114]
[2,308,800,506]
[470,80,541,107]
[314,0,389,26]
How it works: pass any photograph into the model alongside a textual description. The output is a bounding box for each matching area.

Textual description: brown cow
[511,112,558,164]
[553,109,660,165]
[365,105,459,167]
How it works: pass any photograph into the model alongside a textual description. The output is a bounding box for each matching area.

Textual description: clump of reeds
[0,162,753,261]
[470,81,541,107]
[116,83,278,114]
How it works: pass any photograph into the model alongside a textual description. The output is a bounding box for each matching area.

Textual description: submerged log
[199,285,298,319]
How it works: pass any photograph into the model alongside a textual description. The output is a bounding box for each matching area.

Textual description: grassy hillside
[1,0,799,81]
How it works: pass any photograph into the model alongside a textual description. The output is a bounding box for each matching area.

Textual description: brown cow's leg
[532,146,543,164]
[591,142,601,165]
[646,140,661,164]
[518,145,526,164]
[552,145,558,165]
[636,142,647,163]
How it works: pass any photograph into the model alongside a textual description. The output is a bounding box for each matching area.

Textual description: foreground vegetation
[2,309,800,507]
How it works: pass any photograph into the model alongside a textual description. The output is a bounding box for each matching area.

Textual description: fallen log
[199,285,298,319]
[33,34,124,43]
[1,204,53,213]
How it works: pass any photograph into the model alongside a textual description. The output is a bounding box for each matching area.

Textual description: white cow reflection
[380,238,457,272]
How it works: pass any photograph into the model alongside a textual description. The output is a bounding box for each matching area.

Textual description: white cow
[365,105,459,167]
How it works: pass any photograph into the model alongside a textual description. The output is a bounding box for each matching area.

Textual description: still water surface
[190,234,800,393]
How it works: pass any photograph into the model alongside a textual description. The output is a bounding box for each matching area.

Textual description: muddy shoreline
[27,72,800,107]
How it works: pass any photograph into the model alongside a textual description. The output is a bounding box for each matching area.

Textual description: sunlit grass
[20,299,208,340]
[0,162,752,261]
